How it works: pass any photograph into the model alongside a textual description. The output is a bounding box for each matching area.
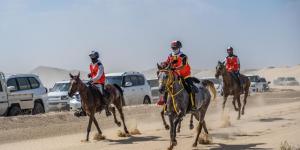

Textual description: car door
[9,77,34,109]
[0,73,8,115]
[137,75,148,102]
[122,75,135,105]
[132,75,144,104]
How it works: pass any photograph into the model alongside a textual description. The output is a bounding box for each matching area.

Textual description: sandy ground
[0,91,300,150]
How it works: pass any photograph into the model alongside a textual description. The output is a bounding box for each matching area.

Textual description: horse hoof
[173,140,177,146]
[234,108,239,111]
[192,143,197,147]
[81,139,89,143]
[165,125,170,130]
[93,133,106,141]
[117,122,121,127]
[189,124,194,130]
[176,129,180,133]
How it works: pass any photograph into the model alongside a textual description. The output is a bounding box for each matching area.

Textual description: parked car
[273,77,299,86]
[247,75,270,92]
[106,72,152,106]
[0,72,48,116]
[258,77,270,91]
[70,92,81,111]
[47,81,72,111]
[200,77,223,96]
[5,74,49,115]
[147,79,160,103]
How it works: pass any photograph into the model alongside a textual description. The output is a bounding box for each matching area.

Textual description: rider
[88,50,111,116]
[161,40,198,110]
[224,46,243,90]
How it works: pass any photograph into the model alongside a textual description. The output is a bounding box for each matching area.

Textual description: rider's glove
[88,73,92,78]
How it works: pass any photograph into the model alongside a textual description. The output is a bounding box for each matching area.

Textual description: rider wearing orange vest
[88,51,111,116]
[162,41,198,109]
[224,46,243,89]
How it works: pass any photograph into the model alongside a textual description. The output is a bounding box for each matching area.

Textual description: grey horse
[157,64,216,150]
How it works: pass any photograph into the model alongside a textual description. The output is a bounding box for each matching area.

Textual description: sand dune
[30,66,89,88]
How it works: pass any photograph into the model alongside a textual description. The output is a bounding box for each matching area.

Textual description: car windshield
[106,76,123,87]
[260,78,266,82]
[248,76,259,82]
[51,83,70,92]
[286,77,296,81]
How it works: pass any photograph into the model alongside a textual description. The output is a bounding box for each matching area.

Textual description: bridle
[159,69,185,115]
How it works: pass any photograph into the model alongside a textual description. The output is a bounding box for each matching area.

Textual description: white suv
[5,74,49,114]
[47,81,71,111]
[106,72,152,106]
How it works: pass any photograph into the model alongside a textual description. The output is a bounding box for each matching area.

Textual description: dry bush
[280,141,300,150]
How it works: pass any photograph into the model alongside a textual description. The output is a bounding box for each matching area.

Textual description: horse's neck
[78,82,89,103]
[222,71,232,86]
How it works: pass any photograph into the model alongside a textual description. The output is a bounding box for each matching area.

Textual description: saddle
[180,77,200,110]
[86,83,107,106]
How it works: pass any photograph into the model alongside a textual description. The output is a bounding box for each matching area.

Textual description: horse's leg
[168,114,175,150]
[232,96,239,111]
[202,120,209,134]
[116,105,129,134]
[84,115,93,141]
[189,114,194,130]
[222,95,228,111]
[193,112,203,147]
[176,119,181,133]
[91,115,106,140]
[236,96,241,120]
[242,90,249,115]
[110,106,121,127]
[161,109,170,130]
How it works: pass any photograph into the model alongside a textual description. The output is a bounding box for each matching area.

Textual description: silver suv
[6,74,49,114]
[106,72,152,106]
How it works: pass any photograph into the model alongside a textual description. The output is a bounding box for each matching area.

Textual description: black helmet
[171,40,182,49]
[89,51,99,59]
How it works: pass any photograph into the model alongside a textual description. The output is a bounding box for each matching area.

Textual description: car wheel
[143,96,151,104]
[8,105,22,116]
[32,102,45,115]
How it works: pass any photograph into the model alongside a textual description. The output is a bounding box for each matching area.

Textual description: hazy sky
[0,0,299,73]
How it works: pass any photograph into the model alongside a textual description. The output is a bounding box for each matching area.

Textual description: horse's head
[68,72,82,97]
[157,63,176,94]
[215,61,226,79]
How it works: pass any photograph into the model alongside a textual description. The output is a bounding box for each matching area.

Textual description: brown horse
[215,61,251,119]
[68,73,129,141]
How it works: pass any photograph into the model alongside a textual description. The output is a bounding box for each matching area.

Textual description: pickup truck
[0,72,34,116]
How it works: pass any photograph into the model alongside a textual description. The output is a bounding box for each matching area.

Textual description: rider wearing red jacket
[88,51,111,116]
[224,46,243,89]
[160,41,198,110]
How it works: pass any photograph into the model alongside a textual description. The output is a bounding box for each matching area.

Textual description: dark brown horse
[68,73,129,142]
[215,61,251,119]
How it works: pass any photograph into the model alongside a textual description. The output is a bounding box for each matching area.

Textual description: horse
[215,61,251,120]
[157,64,216,150]
[68,73,129,142]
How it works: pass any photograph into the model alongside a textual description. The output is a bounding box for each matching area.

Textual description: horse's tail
[113,84,123,96]
[202,80,217,101]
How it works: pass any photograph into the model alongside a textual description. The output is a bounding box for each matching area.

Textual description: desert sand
[0,90,299,150]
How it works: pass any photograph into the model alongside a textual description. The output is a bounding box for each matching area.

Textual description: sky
[0,0,299,73]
